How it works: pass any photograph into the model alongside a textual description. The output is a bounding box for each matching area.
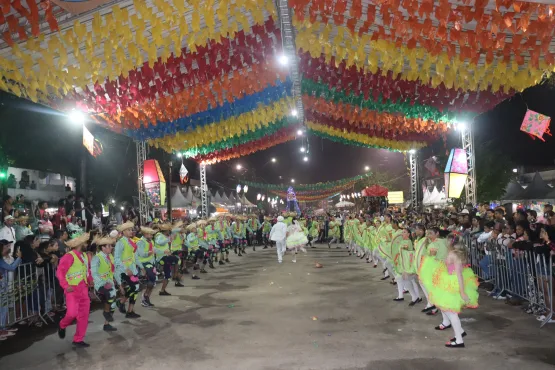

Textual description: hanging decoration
[293,16,552,94]
[143,159,166,207]
[520,109,552,141]
[0,0,59,46]
[299,51,510,115]
[444,148,468,199]
[286,187,301,215]
[179,163,189,184]
[243,172,373,191]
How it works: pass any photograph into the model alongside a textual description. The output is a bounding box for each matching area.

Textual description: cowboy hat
[140,226,157,235]
[158,223,173,231]
[93,236,117,246]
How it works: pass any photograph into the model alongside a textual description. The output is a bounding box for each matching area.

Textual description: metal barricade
[0,262,60,330]
[464,236,553,328]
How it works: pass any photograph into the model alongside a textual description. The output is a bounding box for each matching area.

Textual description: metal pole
[200,163,208,218]
[168,161,173,222]
[277,0,304,124]
[462,123,477,205]
[136,141,149,225]
[409,151,419,210]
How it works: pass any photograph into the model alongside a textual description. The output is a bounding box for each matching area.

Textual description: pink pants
[60,283,90,342]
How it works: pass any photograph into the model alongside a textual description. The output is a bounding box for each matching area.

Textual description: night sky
[1,80,554,202]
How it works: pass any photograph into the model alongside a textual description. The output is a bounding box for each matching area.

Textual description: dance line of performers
[55,214,273,348]
[343,214,479,349]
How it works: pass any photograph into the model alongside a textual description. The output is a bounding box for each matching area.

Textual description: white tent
[423,186,447,205]
[241,195,256,208]
[335,201,355,208]
[170,187,191,208]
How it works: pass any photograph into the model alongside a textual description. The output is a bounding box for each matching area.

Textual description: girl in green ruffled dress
[419,241,479,348]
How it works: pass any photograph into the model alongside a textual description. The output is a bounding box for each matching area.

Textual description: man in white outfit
[270,216,287,263]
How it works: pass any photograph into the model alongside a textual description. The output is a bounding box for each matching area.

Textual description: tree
[475,140,515,202]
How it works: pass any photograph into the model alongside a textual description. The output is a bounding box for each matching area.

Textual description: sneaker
[175,282,185,287]
[225,259,230,263]
[193,265,199,271]
[125,312,141,319]
[72,341,91,348]
[159,290,171,296]
[58,326,66,339]
[103,311,114,322]
[537,315,548,321]
[141,300,150,307]
[393,298,404,302]
[103,324,117,332]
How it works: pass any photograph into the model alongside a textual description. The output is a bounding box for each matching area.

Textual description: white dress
[286,222,308,250]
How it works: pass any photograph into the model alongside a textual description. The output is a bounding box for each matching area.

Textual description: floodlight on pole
[297,129,303,135]
[278,54,289,66]
[68,109,85,125]
[291,109,298,117]
[236,164,242,170]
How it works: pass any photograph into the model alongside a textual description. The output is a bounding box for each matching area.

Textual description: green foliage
[475,141,514,202]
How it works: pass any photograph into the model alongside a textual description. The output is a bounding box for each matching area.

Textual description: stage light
[291,179,295,183]
[300,147,305,152]
[177,152,182,158]
[455,121,467,131]
[409,149,416,154]
[303,156,308,162]
[364,165,370,171]
[297,129,303,135]
[278,54,289,66]
[236,164,242,170]
[512,168,518,173]
[68,109,84,125]
[111,199,115,204]
[271,157,277,163]
[236,184,242,193]
[243,185,248,193]
[291,109,298,117]
[257,194,261,200]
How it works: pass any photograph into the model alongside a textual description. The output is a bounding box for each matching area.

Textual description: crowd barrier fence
[463,235,553,328]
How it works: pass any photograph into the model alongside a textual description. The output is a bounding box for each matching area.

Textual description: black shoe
[449,332,467,342]
[263,246,268,249]
[242,249,247,254]
[225,258,230,263]
[219,260,225,265]
[393,297,404,302]
[146,299,155,307]
[193,265,199,271]
[116,300,126,314]
[72,341,90,348]
[200,269,207,273]
[445,341,465,348]
[159,290,171,296]
[103,311,114,322]
[192,275,201,280]
[209,263,215,269]
[175,281,185,287]
[253,247,256,251]
[435,324,452,330]
[421,305,435,313]
[238,253,242,256]
[58,325,66,339]
[380,276,390,281]
[427,309,439,316]
[126,312,141,319]
[409,299,421,307]
[183,269,189,275]
[328,243,331,248]
[103,324,117,332]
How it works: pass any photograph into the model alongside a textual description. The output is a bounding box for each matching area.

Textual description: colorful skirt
[419,257,479,313]
[286,232,308,249]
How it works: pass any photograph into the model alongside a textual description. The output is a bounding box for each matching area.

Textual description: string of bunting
[294,16,551,93]
[148,96,295,151]
[181,117,291,158]
[102,62,288,129]
[0,0,277,103]
[303,96,450,137]
[76,16,282,118]
[0,0,59,45]
[307,121,427,151]
[299,51,511,115]
[290,0,555,67]
[305,111,441,143]
[192,127,297,164]
[243,172,373,191]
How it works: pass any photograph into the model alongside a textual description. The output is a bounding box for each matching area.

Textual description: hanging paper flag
[179,163,189,184]
[444,148,468,199]
[425,157,440,176]
[520,109,552,142]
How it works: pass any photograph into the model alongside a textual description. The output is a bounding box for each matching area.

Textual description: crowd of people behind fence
[0,198,554,345]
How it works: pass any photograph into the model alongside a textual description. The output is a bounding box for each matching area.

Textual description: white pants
[419,280,432,308]
[402,274,421,302]
[276,240,286,262]
[441,310,465,343]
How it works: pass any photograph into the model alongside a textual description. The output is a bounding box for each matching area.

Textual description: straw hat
[116,221,134,232]
[172,220,184,230]
[66,232,90,249]
[93,236,117,246]
[16,216,29,223]
[208,216,217,222]
[196,219,207,226]
[140,226,157,235]
[186,223,197,231]
[158,223,173,231]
